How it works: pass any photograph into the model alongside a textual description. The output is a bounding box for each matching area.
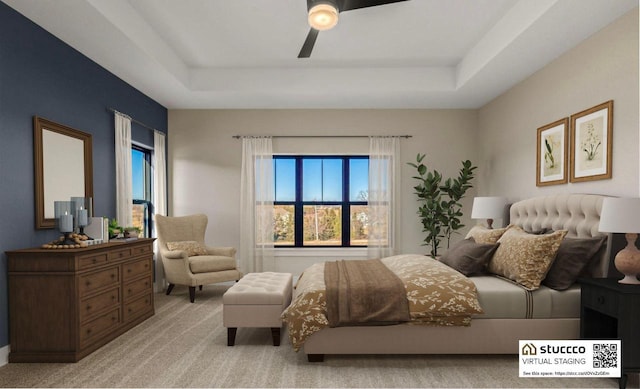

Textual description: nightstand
[580,278,640,389]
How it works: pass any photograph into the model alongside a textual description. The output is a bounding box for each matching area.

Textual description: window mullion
[294,157,303,247]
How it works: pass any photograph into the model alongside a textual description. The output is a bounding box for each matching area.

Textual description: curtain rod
[232,135,412,139]
[108,108,163,134]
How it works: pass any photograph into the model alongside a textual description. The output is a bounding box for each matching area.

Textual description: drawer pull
[128,289,132,294]
[92,258,97,263]
[86,305,92,311]
[111,273,116,279]
[111,316,117,321]
[85,281,91,287]
[597,296,605,304]
[86,329,92,335]
[127,269,132,273]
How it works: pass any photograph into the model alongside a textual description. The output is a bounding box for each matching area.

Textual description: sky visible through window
[274,157,368,201]
[132,149,145,200]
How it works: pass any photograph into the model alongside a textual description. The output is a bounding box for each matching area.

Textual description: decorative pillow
[439,237,499,276]
[465,225,509,244]
[488,225,567,290]
[542,236,607,290]
[166,240,208,256]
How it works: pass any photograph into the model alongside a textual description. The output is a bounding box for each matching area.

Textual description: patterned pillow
[166,240,208,256]
[465,225,509,244]
[488,225,567,290]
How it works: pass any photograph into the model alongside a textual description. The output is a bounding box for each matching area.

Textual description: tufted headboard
[509,194,612,278]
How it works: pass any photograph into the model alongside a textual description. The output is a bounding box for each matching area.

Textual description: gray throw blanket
[324,259,411,327]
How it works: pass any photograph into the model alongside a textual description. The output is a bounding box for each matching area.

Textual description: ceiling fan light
[308,3,339,31]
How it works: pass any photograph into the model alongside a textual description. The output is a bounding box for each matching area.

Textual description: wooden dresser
[7,238,155,362]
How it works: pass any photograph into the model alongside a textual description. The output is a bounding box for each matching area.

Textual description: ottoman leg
[271,327,281,346]
[227,328,237,346]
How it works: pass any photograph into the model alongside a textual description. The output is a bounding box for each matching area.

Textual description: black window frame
[274,155,368,248]
[132,144,154,238]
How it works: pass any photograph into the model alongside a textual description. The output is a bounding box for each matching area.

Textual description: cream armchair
[155,214,242,303]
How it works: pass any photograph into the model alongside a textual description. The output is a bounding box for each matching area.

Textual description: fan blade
[340,0,409,12]
[298,28,319,58]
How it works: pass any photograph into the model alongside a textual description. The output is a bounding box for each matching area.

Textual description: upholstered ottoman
[223,272,292,346]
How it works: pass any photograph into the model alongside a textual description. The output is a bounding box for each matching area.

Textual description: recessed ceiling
[3,0,638,108]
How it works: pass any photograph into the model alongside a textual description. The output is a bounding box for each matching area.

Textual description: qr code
[593,343,618,368]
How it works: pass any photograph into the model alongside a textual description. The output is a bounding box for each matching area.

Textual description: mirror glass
[34,117,93,229]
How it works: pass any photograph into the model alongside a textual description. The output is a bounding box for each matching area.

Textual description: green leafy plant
[408,153,477,257]
[108,218,122,238]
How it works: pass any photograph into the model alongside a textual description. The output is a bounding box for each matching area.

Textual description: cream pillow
[465,225,509,244]
[488,225,567,290]
[166,241,208,256]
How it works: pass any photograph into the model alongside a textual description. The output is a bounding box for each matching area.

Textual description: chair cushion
[166,240,208,256]
[189,255,237,273]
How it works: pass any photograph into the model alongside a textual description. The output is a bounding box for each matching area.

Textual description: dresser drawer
[124,293,153,323]
[78,252,108,270]
[79,287,120,323]
[582,285,619,317]
[132,243,153,257]
[79,308,120,348]
[79,267,119,296]
[124,275,152,301]
[109,247,132,261]
[123,258,152,282]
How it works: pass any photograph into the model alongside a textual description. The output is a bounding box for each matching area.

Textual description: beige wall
[168,109,478,273]
[477,8,639,201]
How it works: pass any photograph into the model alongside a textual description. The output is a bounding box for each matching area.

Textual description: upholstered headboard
[509,194,612,278]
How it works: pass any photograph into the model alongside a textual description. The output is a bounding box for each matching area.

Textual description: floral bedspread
[281,254,484,351]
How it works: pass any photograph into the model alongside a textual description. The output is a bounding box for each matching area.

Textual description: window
[132,145,153,238]
[273,156,369,247]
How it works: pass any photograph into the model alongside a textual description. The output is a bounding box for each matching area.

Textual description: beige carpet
[0,284,622,388]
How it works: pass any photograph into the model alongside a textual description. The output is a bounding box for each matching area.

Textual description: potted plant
[108,219,122,239]
[123,226,141,239]
[408,153,477,257]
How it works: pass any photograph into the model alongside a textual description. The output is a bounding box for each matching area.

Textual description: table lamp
[599,197,640,284]
[471,196,507,229]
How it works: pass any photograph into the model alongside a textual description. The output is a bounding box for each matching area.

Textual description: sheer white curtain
[240,137,274,273]
[368,136,400,259]
[153,131,167,218]
[114,112,132,228]
[153,131,167,290]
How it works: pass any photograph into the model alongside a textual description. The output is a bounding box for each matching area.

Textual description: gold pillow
[488,225,567,290]
[166,241,208,256]
[465,225,509,244]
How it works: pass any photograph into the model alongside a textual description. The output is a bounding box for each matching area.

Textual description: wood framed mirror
[34,117,93,229]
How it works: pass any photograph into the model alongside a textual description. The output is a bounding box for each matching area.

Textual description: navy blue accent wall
[0,3,168,349]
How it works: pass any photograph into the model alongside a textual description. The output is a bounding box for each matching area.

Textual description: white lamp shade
[471,197,508,219]
[599,197,640,233]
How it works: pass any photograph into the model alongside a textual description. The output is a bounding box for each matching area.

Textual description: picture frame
[570,100,613,182]
[536,118,568,186]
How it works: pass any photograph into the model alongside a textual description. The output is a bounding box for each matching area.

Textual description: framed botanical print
[570,101,613,182]
[536,118,568,186]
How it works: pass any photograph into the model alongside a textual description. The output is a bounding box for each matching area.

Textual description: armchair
[155,214,242,303]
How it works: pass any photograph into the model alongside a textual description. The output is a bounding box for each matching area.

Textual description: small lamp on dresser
[599,197,640,284]
[471,196,508,229]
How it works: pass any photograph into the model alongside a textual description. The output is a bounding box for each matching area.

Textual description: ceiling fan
[298,0,410,58]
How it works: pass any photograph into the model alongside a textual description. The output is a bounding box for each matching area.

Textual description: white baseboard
[0,344,9,367]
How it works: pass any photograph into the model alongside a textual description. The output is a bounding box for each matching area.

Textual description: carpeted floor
[0,284,623,388]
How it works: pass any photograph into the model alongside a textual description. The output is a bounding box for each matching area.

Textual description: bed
[282,194,612,362]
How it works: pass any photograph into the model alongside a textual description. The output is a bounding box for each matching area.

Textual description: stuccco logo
[522,343,537,355]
